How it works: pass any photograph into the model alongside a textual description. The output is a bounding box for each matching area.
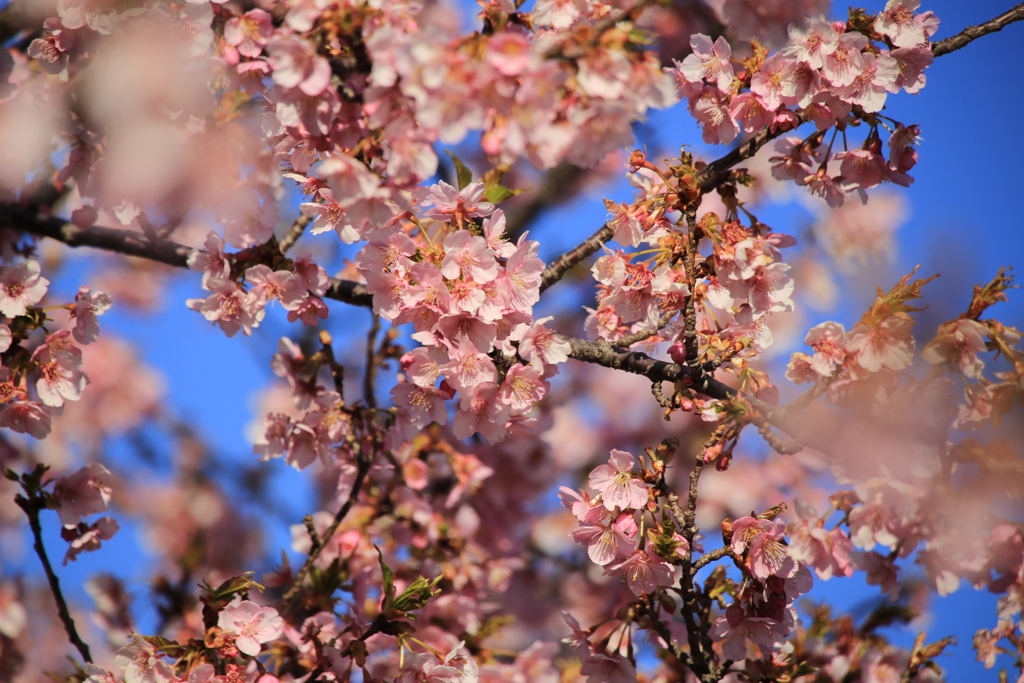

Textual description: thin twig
[539,224,614,293]
[15,494,92,663]
[612,309,677,349]
[931,3,1024,57]
[278,450,373,612]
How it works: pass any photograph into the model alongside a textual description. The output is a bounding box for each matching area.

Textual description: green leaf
[141,635,188,658]
[200,571,265,607]
[444,151,473,190]
[482,184,516,204]
[391,574,442,614]
[376,546,397,613]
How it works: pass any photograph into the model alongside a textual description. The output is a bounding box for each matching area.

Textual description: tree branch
[15,494,92,663]
[278,448,373,613]
[539,224,613,294]
[931,3,1024,57]
[0,206,374,308]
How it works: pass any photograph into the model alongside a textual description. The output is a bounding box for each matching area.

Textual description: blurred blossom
[812,190,907,273]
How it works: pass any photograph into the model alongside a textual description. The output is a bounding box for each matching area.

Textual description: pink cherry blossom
[782,16,838,70]
[441,231,499,283]
[750,54,799,111]
[821,32,868,87]
[32,331,88,408]
[453,381,509,443]
[245,265,308,311]
[921,318,989,379]
[517,317,571,376]
[187,278,264,338]
[803,321,846,376]
[0,260,49,318]
[606,549,675,596]
[845,315,915,372]
[571,512,638,566]
[266,35,332,97]
[422,181,496,223]
[679,35,734,93]
[224,9,273,59]
[218,597,285,657]
[731,516,789,581]
[113,634,175,683]
[0,401,52,438]
[588,449,650,511]
[875,0,937,48]
[498,363,548,413]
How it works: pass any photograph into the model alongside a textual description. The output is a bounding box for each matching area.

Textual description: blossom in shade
[845,315,915,372]
[218,597,285,657]
[606,548,675,596]
[72,285,113,344]
[113,634,175,683]
[0,260,49,318]
[921,318,989,379]
[63,517,119,564]
[588,449,651,511]
[571,512,638,566]
[53,462,114,528]
[0,401,51,438]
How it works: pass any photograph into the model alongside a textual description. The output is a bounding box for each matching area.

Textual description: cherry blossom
[0,260,49,318]
[588,449,651,511]
[217,597,285,657]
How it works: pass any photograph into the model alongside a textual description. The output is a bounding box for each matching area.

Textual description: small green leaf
[376,546,397,612]
[141,635,188,658]
[444,151,473,190]
[391,574,442,614]
[483,184,515,204]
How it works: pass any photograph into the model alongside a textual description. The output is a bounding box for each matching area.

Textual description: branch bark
[539,224,613,293]
[931,3,1024,57]
[15,494,92,663]
[1,206,374,308]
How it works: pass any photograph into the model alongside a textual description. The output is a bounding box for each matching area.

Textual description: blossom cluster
[0,260,111,439]
[357,180,567,445]
[675,1,938,207]
[186,232,331,337]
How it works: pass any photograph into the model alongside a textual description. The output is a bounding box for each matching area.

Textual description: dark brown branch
[931,3,1024,57]
[1,206,192,268]
[1,206,374,308]
[15,494,92,663]
[539,224,613,293]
